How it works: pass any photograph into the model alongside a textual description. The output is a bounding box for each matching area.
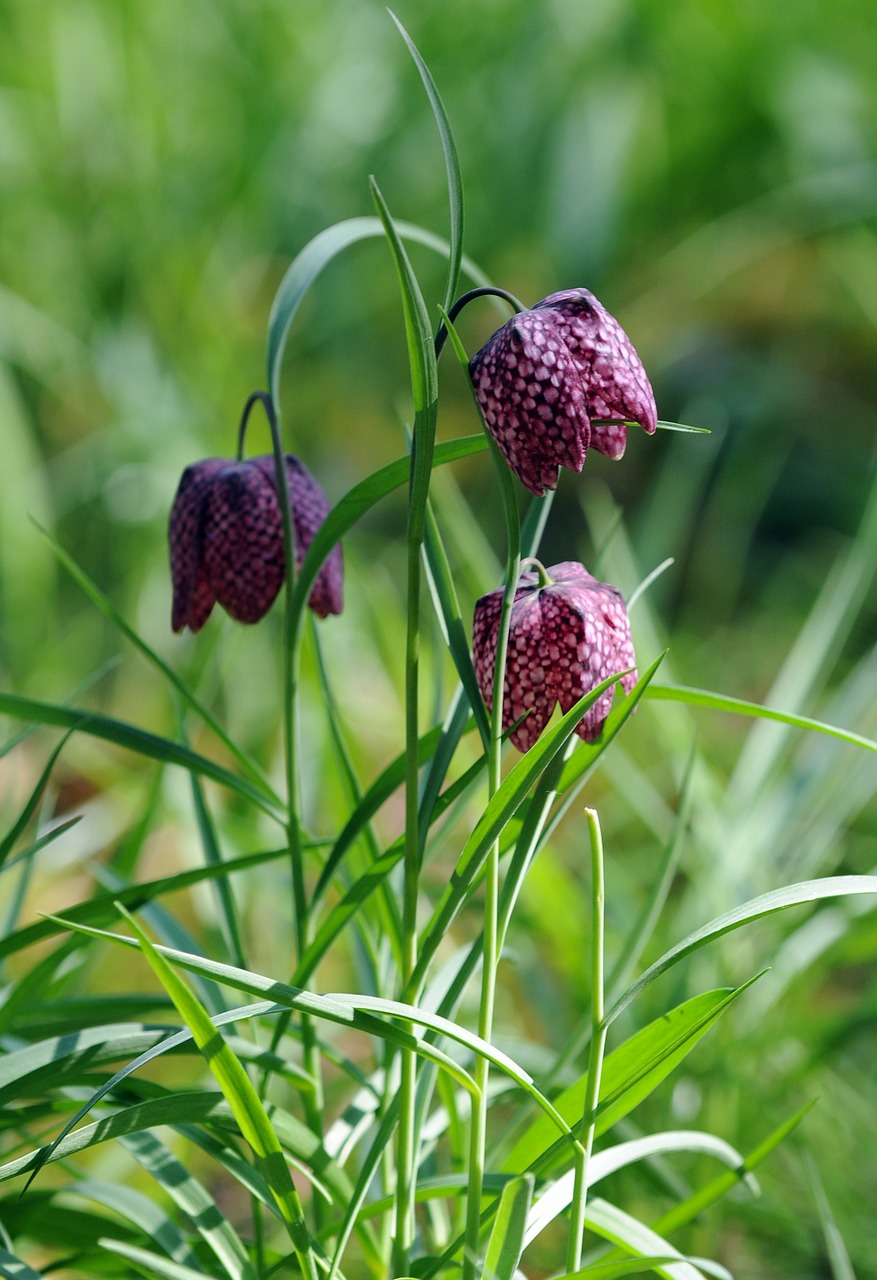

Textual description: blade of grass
[607,877,877,1027]
[118,905,319,1279]
[645,684,877,755]
[389,11,463,315]
[0,693,285,822]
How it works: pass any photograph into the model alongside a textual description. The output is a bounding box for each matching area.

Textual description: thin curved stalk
[567,808,607,1272]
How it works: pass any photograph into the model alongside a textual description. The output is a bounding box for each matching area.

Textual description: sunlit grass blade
[38,916,479,1096]
[389,10,463,314]
[326,1101,400,1280]
[322,991,576,1149]
[0,844,286,963]
[0,692,285,822]
[1,1093,236,1184]
[117,907,319,1279]
[606,750,695,1001]
[584,1199,724,1280]
[312,719,450,906]
[503,983,757,1178]
[120,1130,256,1280]
[96,1240,215,1280]
[649,1101,817,1238]
[70,1179,205,1274]
[484,1174,534,1280]
[558,1260,725,1279]
[524,1131,749,1249]
[0,729,75,872]
[645,683,877,755]
[423,497,491,749]
[608,877,877,1027]
[187,767,246,970]
[807,1153,857,1280]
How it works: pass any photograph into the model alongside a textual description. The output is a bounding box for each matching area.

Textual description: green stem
[462,434,521,1280]
[393,477,424,1271]
[567,808,607,1272]
[245,392,326,1209]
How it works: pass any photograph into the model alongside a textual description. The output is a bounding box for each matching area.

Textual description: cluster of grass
[1,5,876,1278]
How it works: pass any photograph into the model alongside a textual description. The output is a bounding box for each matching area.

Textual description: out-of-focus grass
[1,1,876,1275]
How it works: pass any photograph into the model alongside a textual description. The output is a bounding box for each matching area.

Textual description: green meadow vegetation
[0,3,876,1277]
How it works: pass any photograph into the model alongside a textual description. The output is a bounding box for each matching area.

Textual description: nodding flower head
[169,453,343,633]
[472,560,637,752]
[469,288,656,495]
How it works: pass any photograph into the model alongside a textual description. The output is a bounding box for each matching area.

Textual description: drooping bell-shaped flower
[169,453,343,633]
[469,288,656,495]
[472,560,637,752]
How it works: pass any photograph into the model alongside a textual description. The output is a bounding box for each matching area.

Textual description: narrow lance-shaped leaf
[115,906,319,1279]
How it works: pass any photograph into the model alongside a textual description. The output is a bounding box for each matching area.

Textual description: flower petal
[253,454,343,618]
[169,459,226,633]
[534,289,657,460]
[469,312,590,495]
[202,462,285,624]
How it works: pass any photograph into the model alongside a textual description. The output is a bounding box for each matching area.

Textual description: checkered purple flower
[469,288,657,495]
[169,453,343,633]
[472,560,637,752]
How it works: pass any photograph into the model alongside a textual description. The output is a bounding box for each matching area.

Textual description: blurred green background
[2,1,877,1275]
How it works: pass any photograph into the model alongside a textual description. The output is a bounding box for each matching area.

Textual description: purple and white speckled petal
[202,462,285,624]
[471,560,638,753]
[469,314,590,495]
[169,458,227,633]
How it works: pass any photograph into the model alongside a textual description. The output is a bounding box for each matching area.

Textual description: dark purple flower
[469,288,657,495]
[169,453,343,633]
[472,560,637,752]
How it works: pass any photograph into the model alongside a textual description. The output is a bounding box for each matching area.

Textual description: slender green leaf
[97,1240,215,1280]
[608,876,877,1026]
[524,1131,748,1248]
[0,693,285,822]
[119,908,318,1277]
[288,435,486,638]
[389,11,463,314]
[503,984,754,1178]
[645,684,877,755]
[120,1130,256,1280]
[68,1179,203,1273]
[0,729,75,871]
[557,1259,724,1279]
[649,1102,817,1238]
[39,917,478,1097]
[585,1199,722,1280]
[0,843,286,962]
[484,1174,534,1280]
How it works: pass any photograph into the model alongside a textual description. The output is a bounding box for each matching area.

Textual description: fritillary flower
[472,560,637,751]
[469,288,656,495]
[169,453,342,633]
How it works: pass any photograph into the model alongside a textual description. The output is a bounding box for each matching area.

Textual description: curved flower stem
[518,556,553,588]
[462,433,521,1280]
[244,392,325,1204]
[434,285,524,361]
[567,808,608,1273]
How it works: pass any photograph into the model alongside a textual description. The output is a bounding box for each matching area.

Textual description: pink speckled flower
[169,454,343,633]
[472,561,637,752]
[469,288,656,495]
